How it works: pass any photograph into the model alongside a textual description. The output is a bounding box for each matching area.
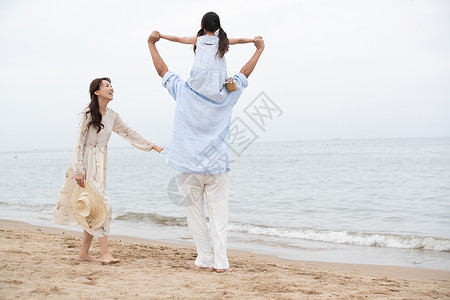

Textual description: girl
[159,11,254,103]
[53,77,163,264]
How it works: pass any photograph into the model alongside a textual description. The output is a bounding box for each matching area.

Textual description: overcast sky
[0,0,449,152]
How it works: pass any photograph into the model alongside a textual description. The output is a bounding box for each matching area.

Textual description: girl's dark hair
[85,77,111,133]
[193,11,229,58]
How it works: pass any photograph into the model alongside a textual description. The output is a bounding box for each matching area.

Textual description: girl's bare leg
[98,236,120,264]
[78,230,98,262]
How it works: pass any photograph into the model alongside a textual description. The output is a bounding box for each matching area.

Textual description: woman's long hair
[85,77,110,133]
[193,11,229,58]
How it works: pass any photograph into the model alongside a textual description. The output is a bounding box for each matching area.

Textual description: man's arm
[147,31,169,78]
[160,34,196,44]
[229,37,254,45]
[239,36,265,78]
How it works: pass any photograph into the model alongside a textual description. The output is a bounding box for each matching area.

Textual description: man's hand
[148,31,160,45]
[254,36,265,52]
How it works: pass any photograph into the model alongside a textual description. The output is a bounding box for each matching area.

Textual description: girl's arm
[229,38,255,45]
[160,34,196,45]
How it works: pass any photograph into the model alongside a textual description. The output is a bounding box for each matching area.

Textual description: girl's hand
[148,31,160,44]
[152,145,164,153]
[75,174,85,188]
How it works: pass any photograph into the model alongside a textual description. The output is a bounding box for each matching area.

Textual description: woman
[53,77,162,263]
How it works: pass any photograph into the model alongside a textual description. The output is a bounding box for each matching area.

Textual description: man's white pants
[181,171,229,269]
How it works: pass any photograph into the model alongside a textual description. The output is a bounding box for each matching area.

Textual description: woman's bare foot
[99,253,120,264]
[215,268,232,273]
[78,254,98,262]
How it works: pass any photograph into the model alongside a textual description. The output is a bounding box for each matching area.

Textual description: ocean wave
[112,211,450,252]
[0,200,54,211]
[229,224,450,252]
[114,212,187,227]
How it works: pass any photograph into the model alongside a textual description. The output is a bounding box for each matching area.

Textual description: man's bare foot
[78,255,98,262]
[99,253,120,264]
[215,268,232,273]
[193,266,214,271]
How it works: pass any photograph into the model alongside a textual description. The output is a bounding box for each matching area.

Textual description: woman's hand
[75,174,85,188]
[148,31,161,44]
[152,145,164,153]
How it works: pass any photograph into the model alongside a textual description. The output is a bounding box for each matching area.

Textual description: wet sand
[1,219,449,299]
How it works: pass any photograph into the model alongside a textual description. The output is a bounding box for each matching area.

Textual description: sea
[1,138,449,271]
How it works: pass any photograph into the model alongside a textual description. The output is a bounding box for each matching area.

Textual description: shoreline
[1,219,449,299]
[2,219,450,283]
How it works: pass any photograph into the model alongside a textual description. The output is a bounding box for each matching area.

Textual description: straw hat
[70,181,106,230]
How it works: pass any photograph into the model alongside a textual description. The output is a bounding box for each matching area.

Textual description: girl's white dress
[53,108,154,237]
[186,35,229,103]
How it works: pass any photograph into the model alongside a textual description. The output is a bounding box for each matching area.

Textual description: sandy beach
[0,219,449,299]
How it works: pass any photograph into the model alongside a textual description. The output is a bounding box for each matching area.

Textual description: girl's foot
[78,255,99,262]
[99,253,120,264]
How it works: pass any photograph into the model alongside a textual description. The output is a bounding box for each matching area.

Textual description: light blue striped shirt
[160,71,249,174]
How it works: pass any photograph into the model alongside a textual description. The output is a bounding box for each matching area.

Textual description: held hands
[75,174,85,188]
[148,31,160,44]
[254,36,264,51]
[152,145,164,153]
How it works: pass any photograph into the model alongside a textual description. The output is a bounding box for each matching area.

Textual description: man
[147,30,264,272]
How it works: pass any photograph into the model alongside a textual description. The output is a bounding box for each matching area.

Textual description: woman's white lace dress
[53,108,154,237]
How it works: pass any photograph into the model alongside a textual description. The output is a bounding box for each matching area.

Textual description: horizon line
[1,136,449,154]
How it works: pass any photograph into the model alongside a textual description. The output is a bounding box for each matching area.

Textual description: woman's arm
[160,34,196,44]
[239,36,265,78]
[229,37,255,45]
[148,31,169,78]
[72,113,90,188]
[112,111,163,152]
